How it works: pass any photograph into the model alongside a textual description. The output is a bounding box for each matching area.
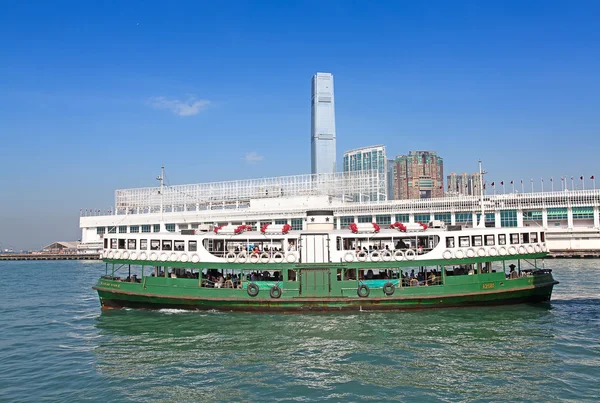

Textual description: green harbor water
[0,260,598,402]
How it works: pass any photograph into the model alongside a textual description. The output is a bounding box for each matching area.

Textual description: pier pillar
[450,213,456,225]
[471,212,478,226]
[594,207,600,228]
[495,211,501,228]
[516,210,524,227]
[409,214,414,223]
[567,207,574,229]
[542,209,549,228]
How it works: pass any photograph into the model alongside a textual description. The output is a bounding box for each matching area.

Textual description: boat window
[104,238,108,249]
[111,239,117,249]
[162,240,172,251]
[287,269,297,281]
[510,234,519,244]
[344,268,357,280]
[540,232,545,242]
[484,235,495,246]
[174,240,185,251]
[140,239,147,250]
[150,240,160,250]
[188,240,197,252]
[127,239,136,250]
[498,234,506,245]
[471,235,483,247]
[287,239,298,251]
[459,236,470,247]
[118,239,126,249]
[530,233,538,243]
[336,236,342,251]
[446,237,455,248]
[521,233,530,243]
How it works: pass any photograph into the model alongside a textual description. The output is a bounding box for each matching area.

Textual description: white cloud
[243,151,264,164]
[148,95,210,116]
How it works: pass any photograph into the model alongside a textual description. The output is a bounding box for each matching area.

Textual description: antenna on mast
[478,160,487,228]
[157,166,165,232]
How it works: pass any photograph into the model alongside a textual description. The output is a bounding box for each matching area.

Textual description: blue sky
[0,0,599,250]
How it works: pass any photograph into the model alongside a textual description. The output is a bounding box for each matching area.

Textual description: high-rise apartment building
[311,72,337,175]
[342,145,390,201]
[447,172,482,196]
[393,151,444,199]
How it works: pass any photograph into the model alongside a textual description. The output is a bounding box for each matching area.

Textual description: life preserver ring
[344,252,355,262]
[180,254,189,262]
[381,251,392,261]
[98,251,104,259]
[269,285,282,299]
[534,244,542,253]
[498,247,507,256]
[170,253,178,262]
[122,251,129,259]
[357,284,370,298]
[260,252,271,264]
[129,252,137,260]
[541,243,547,252]
[247,283,259,297]
[249,253,259,264]
[526,245,535,254]
[383,282,395,296]
[237,252,248,263]
[443,250,453,259]
[455,249,465,259]
[114,252,121,259]
[140,252,147,261]
[273,252,284,263]
[108,251,114,259]
[286,254,297,263]
[405,249,416,260]
[466,248,475,258]
[370,251,381,262]
[393,250,404,261]
[160,253,168,261]
[508,246,517,255]
[488,247,498,257]
[226,252,237,263]
[150,253,158,261]
[477,248,486,257]
[518,246,527,255]
[357,251,368,262]
[191,254,199,263]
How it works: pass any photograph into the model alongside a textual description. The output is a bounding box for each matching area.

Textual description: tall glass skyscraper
[343,145,390,201]
[311,72,337,175]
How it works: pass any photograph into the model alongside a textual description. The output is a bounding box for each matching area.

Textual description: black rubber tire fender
[383,282,395,296]
[357,284,370,298]
[269,285,282,299]
[247,283,259,297]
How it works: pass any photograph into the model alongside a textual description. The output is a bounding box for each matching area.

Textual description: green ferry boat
[93,209,558,312]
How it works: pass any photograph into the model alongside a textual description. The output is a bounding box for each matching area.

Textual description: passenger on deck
[508,264,518,279]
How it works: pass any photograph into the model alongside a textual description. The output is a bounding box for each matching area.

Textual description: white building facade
[311,72,337,175]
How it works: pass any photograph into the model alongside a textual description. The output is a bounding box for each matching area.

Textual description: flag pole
[541,178,544,192]
[531,179,534,193]
[521,180,524,194]
[582,176,585,190]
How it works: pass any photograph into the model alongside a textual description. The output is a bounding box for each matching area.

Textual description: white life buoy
[273,252,284,263]
[129,252,137,260]
[527,245,535,254]
[108,251,114,259]
[498,247,507,256]
[466,248,475,258]
[226,252,237,263]
[455,249,465,259]
[286,254,297,263]
[249,253,259,264]
[443,250,453,259]
[237,252,248,263]
[518,246,527,255]
[98,251,104,259]
[122,251,129,259]
[140,252,147,261]
[160,253,168,261]
[370,252,381,262]
[393,250,404,261]
[169,253,178,262]
[405,249,416,260]
[542,243,547,252]
[488,247,498,257]
[180,254,189,262]
[260,252,271,264]
[150,252,158,261]
[381,251,392,261]
[508,246,517,255]
[357,251,368,262]
[114,251,121,259]
[477,248,486,257]
[534,244,542,253]
[344,252,355,263]
[191,254,199,263]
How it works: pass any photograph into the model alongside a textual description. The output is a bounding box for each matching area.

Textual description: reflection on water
[0,259,599,402]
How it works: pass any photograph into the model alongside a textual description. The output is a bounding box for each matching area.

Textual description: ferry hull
[94,281,557,312]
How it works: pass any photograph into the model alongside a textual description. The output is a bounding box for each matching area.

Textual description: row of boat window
[445,232,545,248]
[105,238,198,251]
